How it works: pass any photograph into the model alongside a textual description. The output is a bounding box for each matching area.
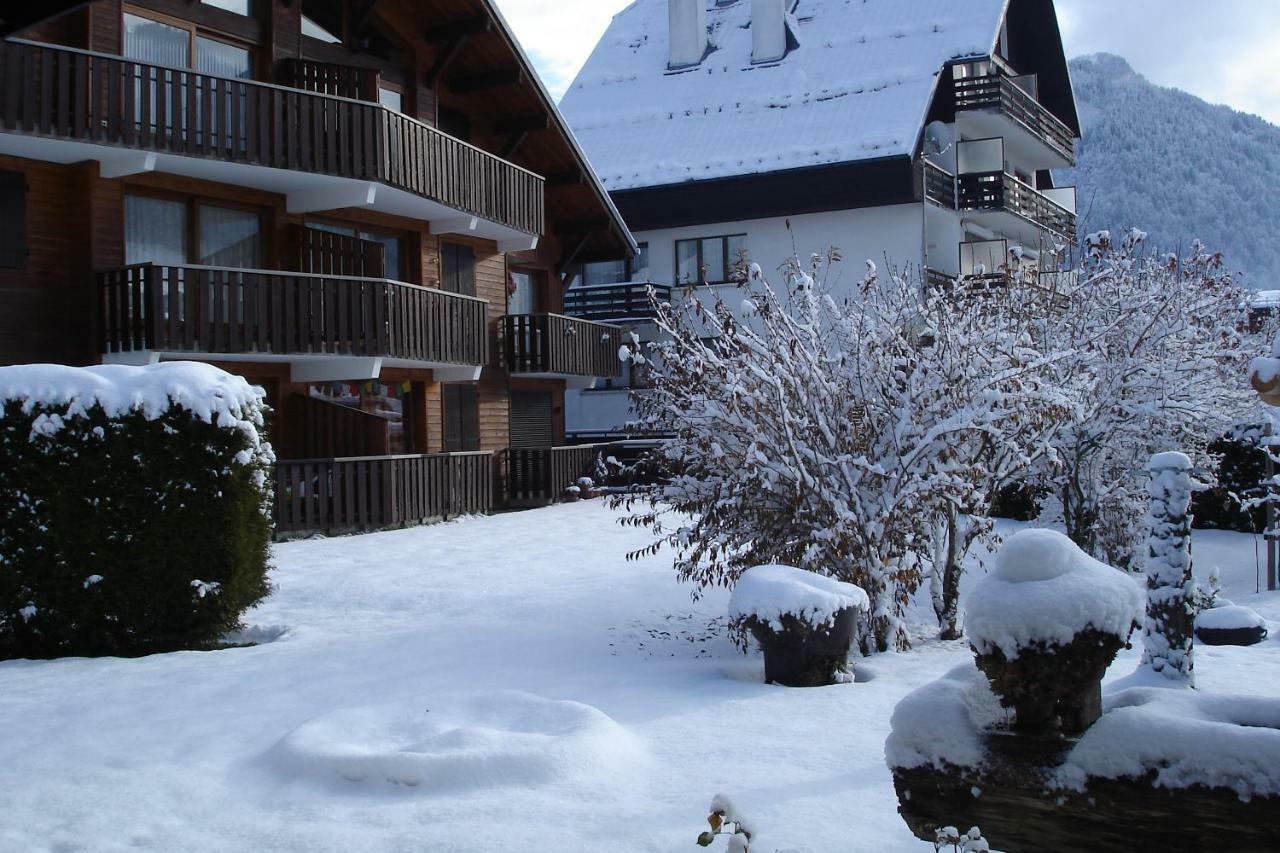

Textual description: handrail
[5,37,542,181]
[281,451,492,465]
[96,262,491,304]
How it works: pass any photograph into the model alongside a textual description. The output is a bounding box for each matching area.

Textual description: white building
[557,0,1082,439]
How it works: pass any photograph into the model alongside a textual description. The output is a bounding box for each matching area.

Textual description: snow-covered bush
[0,363,273,659]
[696,794,753,851]
[616,253,1066,651]
[1140,452,1200,685]
[967,529,1144,734]
[1033,230,1261,569]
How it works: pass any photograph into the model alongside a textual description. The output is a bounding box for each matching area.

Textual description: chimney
[751,0,788,64]
[668,0,707,69]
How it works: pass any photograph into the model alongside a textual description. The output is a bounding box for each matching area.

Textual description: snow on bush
[884,663,1006,772]
[1030,230,1260,570]
[616,250,1068,651]
[270,691,643,792]
[728,565,868,632]
[0,362,273,659]
[1055,688,1280,800]
[966,530,1144,659]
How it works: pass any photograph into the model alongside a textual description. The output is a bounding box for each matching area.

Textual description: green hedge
[0,365,273,659]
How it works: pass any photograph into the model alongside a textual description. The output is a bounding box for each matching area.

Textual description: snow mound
[967,529,1144,658]
[1057,688,1280,799]
[1196,605,1267,632]
[728,564,869,628]
[884,663,1006,772]
[270,691,643,793]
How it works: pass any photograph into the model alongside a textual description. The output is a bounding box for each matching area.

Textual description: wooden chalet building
[0,0,635,534]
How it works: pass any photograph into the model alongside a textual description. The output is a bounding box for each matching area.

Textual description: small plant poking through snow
[934,826,991,853]
[696,795,753,851]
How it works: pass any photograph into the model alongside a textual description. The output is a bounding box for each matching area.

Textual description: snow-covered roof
[1253,290,1280,309]
[560,0,1009,191]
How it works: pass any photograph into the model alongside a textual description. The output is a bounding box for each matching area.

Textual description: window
[674,235,747,284]
[0,171,27,270]
[123,11,253,77]
[301,0,343,43]
[201,0,254,16]
[308,221,406,281]
[378,85,403,114]
[442,384,480,452]
[582,244,649,286]
[508,270,538,314]
[441,242,475,296]
[199,204,260,267]
[125,193,262,268]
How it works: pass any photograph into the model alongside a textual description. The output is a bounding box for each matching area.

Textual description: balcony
[953,67,1076,168]
[563,281,673,324]
[274,452,493,538]
[0,39,543,244]
[99,263,488,382]
[502,313,622,386]
[957,170,1077,247]
[919,159,956,209]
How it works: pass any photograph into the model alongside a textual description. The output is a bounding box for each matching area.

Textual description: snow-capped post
[966,530,1144,735]
[728,565,868,687]
[1140,452,1200,685]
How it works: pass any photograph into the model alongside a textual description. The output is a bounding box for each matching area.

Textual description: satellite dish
[924,120,954,156]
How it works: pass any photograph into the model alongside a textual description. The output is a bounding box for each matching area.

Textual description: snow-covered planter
[887,663,1280,851]
[0,363,273,659]
[728,565,868,687]
[1194,605,1269,646]
[966,530,1143,734]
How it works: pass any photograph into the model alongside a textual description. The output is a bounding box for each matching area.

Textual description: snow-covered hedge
[0,363,274,659]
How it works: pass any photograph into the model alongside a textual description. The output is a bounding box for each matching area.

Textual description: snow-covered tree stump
[727,565,868,687]
[1140,452,1198,685]
[966,530,1144,735]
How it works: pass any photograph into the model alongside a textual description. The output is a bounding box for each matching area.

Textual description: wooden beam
[493,115,549,136]
[426,37,470,87]
[424,16,492,43]
[558,231,593,283]
[500,131,529,160]
[450,68,524,94]
[349,0,383,36]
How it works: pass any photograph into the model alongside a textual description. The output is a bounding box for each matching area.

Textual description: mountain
[1056,53,1280,289]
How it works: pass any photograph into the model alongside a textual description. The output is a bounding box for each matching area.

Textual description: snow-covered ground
[1,504,1276,852]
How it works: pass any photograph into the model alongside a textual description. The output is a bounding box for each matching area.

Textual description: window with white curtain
[507,271,537,315]
[123,13,190,68]
[198,204,261,268]
[195,36,253,79]
[125,195,188,266]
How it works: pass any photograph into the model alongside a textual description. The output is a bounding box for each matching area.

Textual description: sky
[492,0,1280,126]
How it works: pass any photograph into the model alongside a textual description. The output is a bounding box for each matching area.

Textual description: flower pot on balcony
[728,565,869,688]
[966,530,1143,735]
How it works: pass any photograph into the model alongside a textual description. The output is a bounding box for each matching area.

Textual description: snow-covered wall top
[560,0,1006,191]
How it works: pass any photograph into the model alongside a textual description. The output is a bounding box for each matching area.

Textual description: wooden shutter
[510,390,553,449]
[443,384,480,452]
[441,242,475,296]
[0,171,27,270]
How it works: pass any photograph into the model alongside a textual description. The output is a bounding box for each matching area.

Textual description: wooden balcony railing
[562,282,673,323]
[919,160,956,209]
[274,452,493,537]
[99,263,488,366]
[956,171,1077,244]
[507,445,603,506]
[0,39,543,235]
[954,71,1075,163]
[502,313,622,378]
